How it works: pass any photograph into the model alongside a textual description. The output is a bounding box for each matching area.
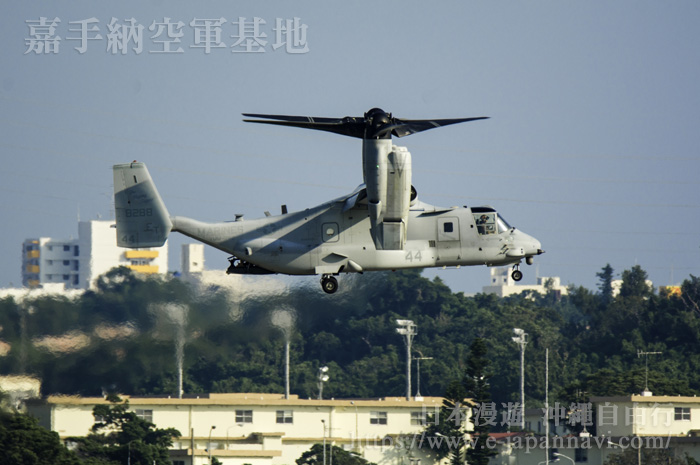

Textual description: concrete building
[27,393,448,465]
[25,390,700,465]
[0,375,41,411]
[611,279,654,297]
[22,220,168,290]
[482,267,569,298]
[182,243,205,274]
[492,394,700,465]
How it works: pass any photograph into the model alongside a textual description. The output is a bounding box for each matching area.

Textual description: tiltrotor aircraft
[113,108,543,294]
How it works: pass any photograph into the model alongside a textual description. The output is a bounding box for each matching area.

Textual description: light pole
[285,336,291,399]
[350,401,359,446]
[396,319,417,401]
[321,419,327,465]
[208,425,216,465]
[608,439,641,465]
[127,440,136,465]
[226,423,244,450]
[512,328,527,431]
[318,366,329,400]
[553,452,575,465]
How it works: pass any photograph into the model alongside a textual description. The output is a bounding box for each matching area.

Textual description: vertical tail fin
[113,162,172,248]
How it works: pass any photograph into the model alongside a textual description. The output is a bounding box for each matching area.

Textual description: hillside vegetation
[1,266,699,410]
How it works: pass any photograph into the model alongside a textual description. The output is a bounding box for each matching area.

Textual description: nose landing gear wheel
[321,275,338,294]
[511,269,523,282]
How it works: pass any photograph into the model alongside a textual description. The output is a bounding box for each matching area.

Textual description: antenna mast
[637,350,662,394]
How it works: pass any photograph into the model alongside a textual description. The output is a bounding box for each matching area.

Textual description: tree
[619,265,651,299]
[463,338,497,465]
[296,444,376,465]
[596,264,614,306]
[422,379,468,463]
[0,411,83,465]
[72,396,180,465]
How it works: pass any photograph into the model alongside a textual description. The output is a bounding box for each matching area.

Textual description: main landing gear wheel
[511,268,523,282]
[321,275,338,294]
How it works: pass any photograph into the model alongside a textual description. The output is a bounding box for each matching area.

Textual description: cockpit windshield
[473,207,512,235]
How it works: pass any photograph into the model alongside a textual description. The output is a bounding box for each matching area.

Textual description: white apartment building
[591,394,700,438]
[493,394,700,465]
[182,243,205,274]
[27,393,448,465]
[482,267,569,298]
[22,220,168,290]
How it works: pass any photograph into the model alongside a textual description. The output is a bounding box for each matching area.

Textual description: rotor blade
[390,117,490,138]
[243,111,490,139]
[242,113,345,124]
[243,118,367,138]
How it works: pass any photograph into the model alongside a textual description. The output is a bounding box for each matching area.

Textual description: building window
[411,411,426,426]
[675,407,691,421]
[63,245,70,251]
[135,409,153,422]
[276,410,293,424]
[236,410,253,423]
[73,245,79,256]
[575,448,588,462]
[173,461,185,465]
[370,411,387,425]
[63,260,70,266]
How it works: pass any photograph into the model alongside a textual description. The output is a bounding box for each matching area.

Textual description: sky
[2,1,699,295]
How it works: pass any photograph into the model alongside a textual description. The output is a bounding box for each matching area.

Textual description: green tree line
[1,265,700,412]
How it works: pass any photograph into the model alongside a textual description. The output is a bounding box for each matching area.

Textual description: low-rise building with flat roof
[27,392,450,465]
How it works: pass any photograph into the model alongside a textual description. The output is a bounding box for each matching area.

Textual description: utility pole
[545,348,549,465]
[284,337,290,399]
[396,320,417,401]
[512,328,527,431]
[413,353,433,399]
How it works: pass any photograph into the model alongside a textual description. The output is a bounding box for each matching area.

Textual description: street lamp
[226,423,244,450]
[208,425,216,465]
[318,366,329,400]
[396,319,417,401]
[511,328,527,430]
[553,452,574,465]
[608,439,641,465]
[321,419,327,465]
[127,439,137,465]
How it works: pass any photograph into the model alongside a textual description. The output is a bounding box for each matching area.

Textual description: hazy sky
[2,1,699,295]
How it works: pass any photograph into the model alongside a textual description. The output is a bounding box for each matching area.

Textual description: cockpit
[472,207,512,235]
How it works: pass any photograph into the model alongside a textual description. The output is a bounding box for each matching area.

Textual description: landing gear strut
[321,275,338,294]
[511,265,523,282]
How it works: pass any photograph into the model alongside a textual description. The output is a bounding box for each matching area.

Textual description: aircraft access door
[437,217,461,262]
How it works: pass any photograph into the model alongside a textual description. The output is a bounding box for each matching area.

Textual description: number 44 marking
[405,251,422,262]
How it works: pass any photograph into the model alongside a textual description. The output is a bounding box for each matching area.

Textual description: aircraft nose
[513,230,544,257]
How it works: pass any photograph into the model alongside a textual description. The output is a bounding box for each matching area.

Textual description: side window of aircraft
[474,213,496,235]
[443,222,453,233]
[322,222,340,243]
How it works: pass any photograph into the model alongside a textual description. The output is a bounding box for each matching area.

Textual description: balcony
[127,265,159,274]
[125,250,159,259]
